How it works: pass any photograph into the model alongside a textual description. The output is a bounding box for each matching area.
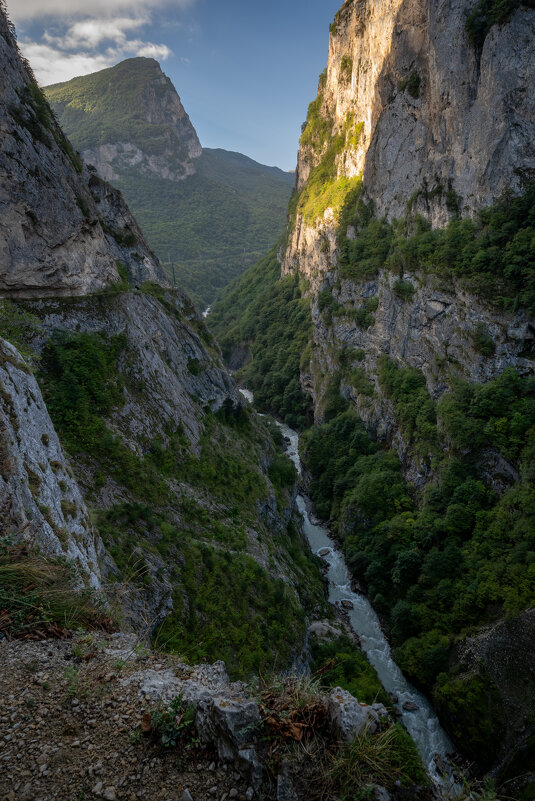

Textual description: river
[274,419,460,792]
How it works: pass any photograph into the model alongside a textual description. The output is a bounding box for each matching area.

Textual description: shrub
[398,71,422,99]
[472,322,496,357]
[393,279,415,301]
[329,723,428,793]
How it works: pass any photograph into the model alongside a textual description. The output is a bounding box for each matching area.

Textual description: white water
[278,420,458,793]
[202,305,211,318]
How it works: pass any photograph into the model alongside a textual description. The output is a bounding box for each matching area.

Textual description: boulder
[328,687,388,740]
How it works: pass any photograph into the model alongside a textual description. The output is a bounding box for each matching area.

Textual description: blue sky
[8,0,342,170]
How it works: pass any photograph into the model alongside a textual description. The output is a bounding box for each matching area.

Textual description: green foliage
[340,55,353,83]
[378,356,439,456]
[13,80,83,172]
[309,633,390,707]
[465,0,535,50]
[329,723,428,794]
[433,673,504,769]
[209,249,312,429]
[393,279,416,301]
[149,695,196,749]
[0,301,42,362]
[398,71,422,99]
[298,93,364,224]
[337,184,535,315]
[154,545,307,678]
[323,374,349,422]
[301,366,535,763]
[46,61,293,307]
[472,322,496,357]
[348,296,379,330]
[349,368,374,397]
[35,310,327,680]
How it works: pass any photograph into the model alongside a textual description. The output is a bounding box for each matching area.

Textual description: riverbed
[276,419,459,793]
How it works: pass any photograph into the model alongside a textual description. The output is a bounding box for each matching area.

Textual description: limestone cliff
[0,336,103,588]
[283,0,535,457]
[285,0,535,277]
[0,15,166,297]
[45,58,202,183]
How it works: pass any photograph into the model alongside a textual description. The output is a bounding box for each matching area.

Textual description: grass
[0,546,104,638]
[329,723,428,793]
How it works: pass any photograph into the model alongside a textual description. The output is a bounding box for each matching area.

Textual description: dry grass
[0,546,109,639]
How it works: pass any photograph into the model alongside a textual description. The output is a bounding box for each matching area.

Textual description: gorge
[1,0,535,799]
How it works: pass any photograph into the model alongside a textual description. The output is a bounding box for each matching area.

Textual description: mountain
[210,0,535,790]
[0,1,330,683]
[0,51,166,295]
[45,59,294,307]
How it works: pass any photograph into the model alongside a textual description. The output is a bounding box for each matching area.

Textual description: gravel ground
[0,634,255,801]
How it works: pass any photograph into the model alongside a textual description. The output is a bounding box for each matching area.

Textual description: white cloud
[48,17,149,49]
[16,12,173,86]
[19,41,112,85]
[7,0,195,22]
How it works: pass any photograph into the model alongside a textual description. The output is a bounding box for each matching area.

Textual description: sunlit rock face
[284,0,535,278]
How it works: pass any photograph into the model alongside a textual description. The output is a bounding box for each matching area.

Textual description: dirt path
[0,634,254,801]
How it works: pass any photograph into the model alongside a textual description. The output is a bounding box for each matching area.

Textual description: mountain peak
[45,58,202,183]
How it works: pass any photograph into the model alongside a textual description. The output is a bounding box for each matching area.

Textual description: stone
[328,688,387,741]
[103,790,117,801]
[402,701,419,712]
[181,791,194,801]
[92,782,103,796]
[340,600,354,610]
[276,761,298,801]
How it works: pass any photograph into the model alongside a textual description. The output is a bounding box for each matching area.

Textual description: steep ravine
[209,1,535,788]
[279,418,458,791]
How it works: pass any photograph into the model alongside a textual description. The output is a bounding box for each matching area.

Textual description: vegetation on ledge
[338,183,535,315]
[35,305,325,680]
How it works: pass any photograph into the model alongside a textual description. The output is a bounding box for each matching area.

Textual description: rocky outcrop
[46,58,202,184]
[0,12,166,298]
[306,267,534,486]
[28,290,239,459]
[0,337,103,587]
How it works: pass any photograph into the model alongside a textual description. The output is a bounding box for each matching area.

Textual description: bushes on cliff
[338,183,535,316]
[301,366,535,684]
[466,0,535,50]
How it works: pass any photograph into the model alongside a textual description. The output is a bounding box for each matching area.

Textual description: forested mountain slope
[46,59,294,307]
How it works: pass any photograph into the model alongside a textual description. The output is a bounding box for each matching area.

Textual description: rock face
[281,0,535,481]
[0,14,166,297]
[46,58,202,183]
[292,0,535,229]
[307,267,534,488]
[327,687,388,740]
[0,337,102,587]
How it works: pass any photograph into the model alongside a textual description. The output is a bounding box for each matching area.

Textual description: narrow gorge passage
[278,420,458,791]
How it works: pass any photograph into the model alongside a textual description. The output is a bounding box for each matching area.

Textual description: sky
[7,0,342,171]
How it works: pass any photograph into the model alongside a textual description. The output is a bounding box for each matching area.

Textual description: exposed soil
[0,634,254,801]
